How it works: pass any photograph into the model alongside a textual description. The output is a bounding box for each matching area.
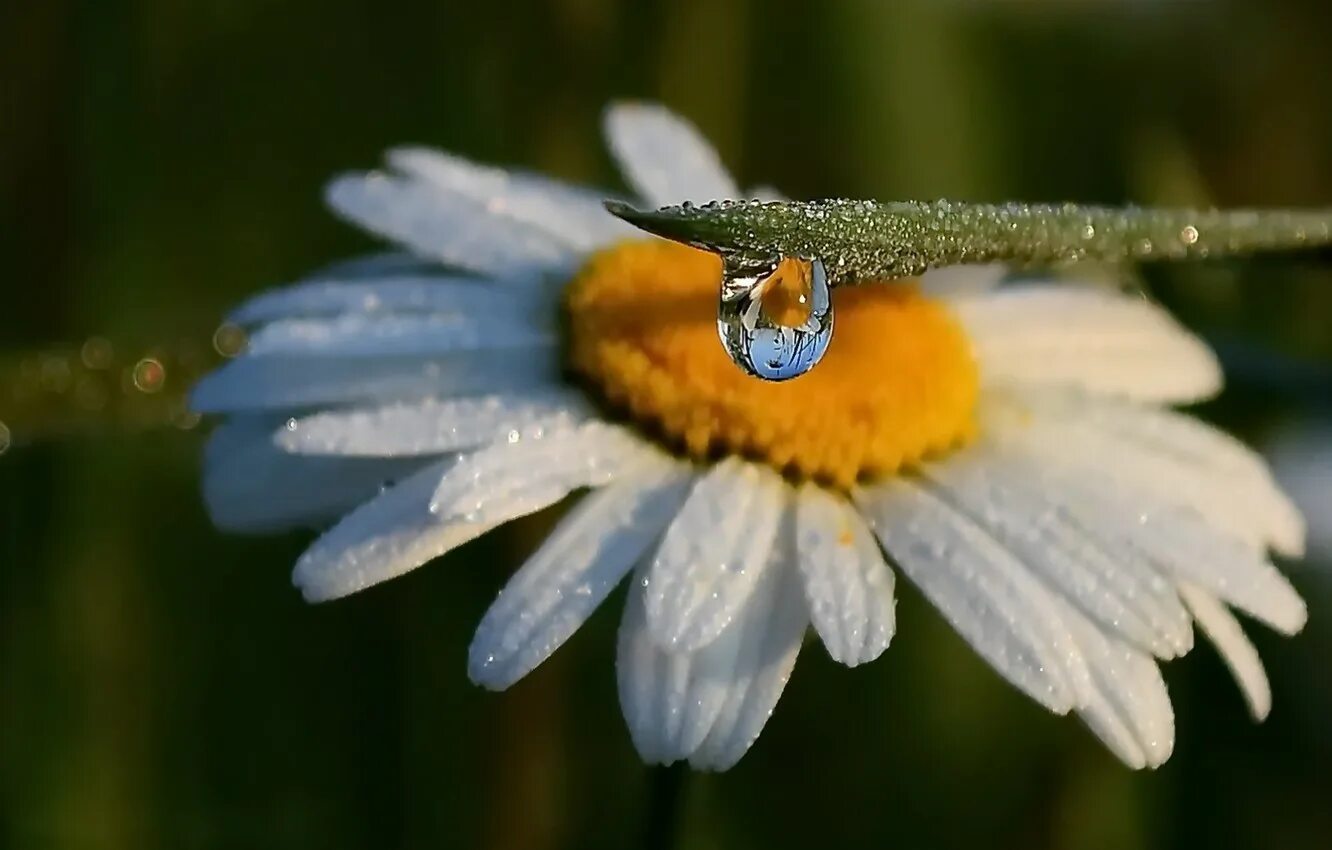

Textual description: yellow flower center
[564,240,979,488]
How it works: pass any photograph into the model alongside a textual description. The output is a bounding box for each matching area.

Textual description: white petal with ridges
[617,560,684,764]
[292,459,471,601]
[469,459,693,690]
[1178,581,1271,720]
[855,480,1090,714]
[645,458,786,652]
[954,286,1221,403]
[982,428,1306,636]
[243,311,554,359]
[190,348,558,414]
[429,422,655,520]
[1004,390,1305,558]
[603,102,739,207]
[794,484,896,666]
[326,172,576,276]
[387,146,637,251]
[616,508,808,766]
[277,389,591,457]
[688,540,808,771]
[229,273,549,327]
[919,446,1193,658]
[294,423,654,602]
[617,513,806,767]
[1062,600,1175,769]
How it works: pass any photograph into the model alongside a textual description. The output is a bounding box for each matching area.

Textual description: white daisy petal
[428,422,654,520]
[986,412,1307,634]
[228,273,549,327]
[919,445,1193,658]
[603,102,739,207]
[854,480,1089,714]
[468,460,693,690]
[1177,581,1271,720]
[387,147,637,251]
[794,484,896,666]
[276,389,591,457]
[294,423,654,602]
[666,598,765,762]
[203,417,434,533]
[688,544,808,771]
[1062,601,1175,769]
[325,172,576,276]
[190,348,557,414]
[954,286,1222,403]
[292,459,471,601]
[1010,390,1306,558]
[242,310,554,359]
[616,559,687,764]
[1092,495,1304,636]
[645,458,787,653]
[618,554,781,765]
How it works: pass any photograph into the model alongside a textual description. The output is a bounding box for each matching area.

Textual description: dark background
[3,1,1331,848]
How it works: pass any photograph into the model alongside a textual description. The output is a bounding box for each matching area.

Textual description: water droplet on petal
[716,254,833,381]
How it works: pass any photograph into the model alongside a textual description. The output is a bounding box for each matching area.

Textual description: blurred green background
[3,1,1332,848]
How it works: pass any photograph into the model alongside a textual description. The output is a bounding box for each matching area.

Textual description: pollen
[563,240,979,488]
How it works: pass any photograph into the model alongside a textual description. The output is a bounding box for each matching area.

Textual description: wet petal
[243,311,553,359]
[229,272,550,327]
[855,479,1090,714]
[983,410,1307,635]
[277,389,591,457]
[919,444,1193,658]
[294,423,654,601]
[794,484,895,666]
[326,171,576,276]
[644,458,786,652]
[387,146,637,251]
[469,460,693,690]
[688,539,808,771]
[1062,600,1175,769]
[1007,389,1305,558]
[954,286,1221,403]
[1178,581,1271,720]
[190,348,557,414]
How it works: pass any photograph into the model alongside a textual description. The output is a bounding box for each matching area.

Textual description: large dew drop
[716,254,833,381]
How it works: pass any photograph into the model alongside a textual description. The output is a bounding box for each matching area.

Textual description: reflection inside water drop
[716,254,833,381]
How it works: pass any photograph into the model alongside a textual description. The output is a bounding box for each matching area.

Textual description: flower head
[194,103,1306,771]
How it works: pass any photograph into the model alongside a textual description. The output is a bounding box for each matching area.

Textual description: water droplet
[716,254,833,381]
[1180,224,1199,245]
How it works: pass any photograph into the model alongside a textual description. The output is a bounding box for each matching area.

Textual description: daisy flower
[193,103,1307,771]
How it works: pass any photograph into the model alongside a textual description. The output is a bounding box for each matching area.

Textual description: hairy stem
[608,199,1332,286]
